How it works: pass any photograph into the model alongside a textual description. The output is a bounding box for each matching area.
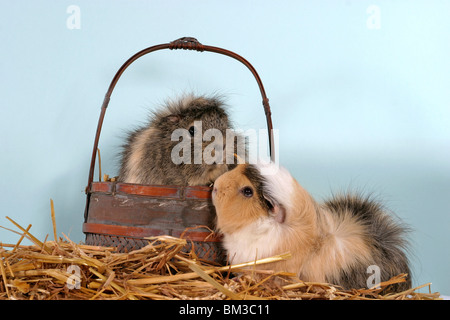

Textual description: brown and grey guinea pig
[212,162,412,293]
[118,94,241,186]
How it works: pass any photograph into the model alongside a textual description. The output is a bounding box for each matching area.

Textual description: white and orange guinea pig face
[212,163,293,235]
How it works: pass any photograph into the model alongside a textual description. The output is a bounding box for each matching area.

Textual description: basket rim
[89,181,213,200]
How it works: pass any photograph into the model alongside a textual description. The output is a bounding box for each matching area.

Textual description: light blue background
[1,1,449,294]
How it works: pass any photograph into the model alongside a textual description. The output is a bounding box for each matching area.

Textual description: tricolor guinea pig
[212,162,412,292]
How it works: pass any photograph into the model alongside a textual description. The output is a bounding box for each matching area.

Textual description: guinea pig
[118,94,244,186]
[212,162,412,292]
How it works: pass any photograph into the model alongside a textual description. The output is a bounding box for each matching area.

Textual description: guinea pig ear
[263,195,286,224]
[165,114,181,124]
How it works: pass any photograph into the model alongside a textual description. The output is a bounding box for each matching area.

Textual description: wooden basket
[83,37,274,263]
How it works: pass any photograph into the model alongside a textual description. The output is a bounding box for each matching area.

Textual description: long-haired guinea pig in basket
[118,94,243,186]
[212,162,412,292]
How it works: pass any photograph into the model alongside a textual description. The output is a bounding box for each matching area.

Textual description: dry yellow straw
[128,252,292,286]
[12,224,32,253]
[0,250,10,298]
[5,217,51,254]
[0,205,442,300]
[50,199,57,243]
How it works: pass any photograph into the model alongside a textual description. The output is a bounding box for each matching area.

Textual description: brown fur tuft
[118,94,241,186]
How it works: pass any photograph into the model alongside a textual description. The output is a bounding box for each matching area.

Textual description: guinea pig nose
[213,186,218,193]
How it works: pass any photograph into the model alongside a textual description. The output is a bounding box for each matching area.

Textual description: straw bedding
[0,212,441,300]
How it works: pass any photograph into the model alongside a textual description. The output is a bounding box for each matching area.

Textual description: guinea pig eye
[241,186,253,198]
[188,126,196,137]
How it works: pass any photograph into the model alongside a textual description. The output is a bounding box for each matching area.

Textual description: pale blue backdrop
[1,1,449,294]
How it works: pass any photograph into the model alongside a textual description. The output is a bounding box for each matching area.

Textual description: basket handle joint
[169,37,205,52]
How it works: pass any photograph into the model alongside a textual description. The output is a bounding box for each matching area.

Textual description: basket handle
[86,37,274,193]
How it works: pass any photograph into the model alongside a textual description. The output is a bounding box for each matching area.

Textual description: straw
[0,205,442,300]
[50,199,57,243]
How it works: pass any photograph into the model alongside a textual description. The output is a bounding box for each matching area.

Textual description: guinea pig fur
[118,94,241,186]
[212,163,412,292]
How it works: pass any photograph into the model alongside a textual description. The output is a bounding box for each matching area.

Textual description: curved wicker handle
[86,37,274,192]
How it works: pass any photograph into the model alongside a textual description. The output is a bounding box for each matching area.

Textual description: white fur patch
[256,162,295,211]
[222,216,285,264]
